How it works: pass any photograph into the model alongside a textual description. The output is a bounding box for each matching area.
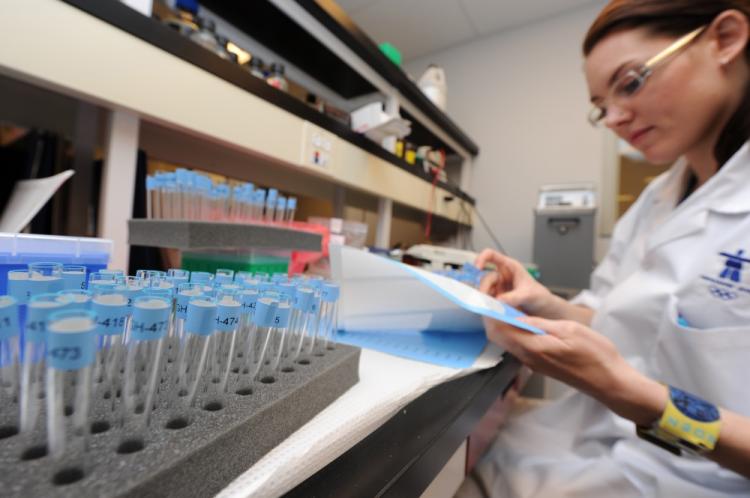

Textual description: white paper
[217,346,504,498]
[331,245,543,335]
[0,170,75,233]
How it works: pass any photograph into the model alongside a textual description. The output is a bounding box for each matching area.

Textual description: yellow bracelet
[655,386,721,453]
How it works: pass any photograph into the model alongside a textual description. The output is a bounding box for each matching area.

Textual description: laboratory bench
[287,354,522,497]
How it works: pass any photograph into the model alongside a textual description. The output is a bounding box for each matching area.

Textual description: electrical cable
[473,204,508,254]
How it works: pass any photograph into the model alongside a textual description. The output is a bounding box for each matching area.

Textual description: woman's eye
[616,74,643,97]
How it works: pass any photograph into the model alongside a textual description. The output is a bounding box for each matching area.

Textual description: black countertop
[286,354,521,497]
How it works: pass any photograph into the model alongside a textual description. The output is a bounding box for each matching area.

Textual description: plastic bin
[182,250,290,275]
[0,233,112,295]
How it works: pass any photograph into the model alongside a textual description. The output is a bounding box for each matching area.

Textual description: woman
[469,1,750,496]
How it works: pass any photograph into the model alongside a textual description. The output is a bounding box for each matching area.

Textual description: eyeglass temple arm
[645,26,707,68]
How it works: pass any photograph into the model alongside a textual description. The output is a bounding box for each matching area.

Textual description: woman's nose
[603,103,634,129]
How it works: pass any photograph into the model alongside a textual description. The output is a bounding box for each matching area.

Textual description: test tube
[88,271,119,291]
[274,196,287,223]
[287,286,313,364]
[303,285,323,358]
[190,271,214,286]
[175,296,217,407]
[174,283,202,343]
[57,289,93,311]
[210,289,241,393]
[249,292,290,380]
[214,268,235,286]
[236,287,259,368]
[286,197,297,223]
[264,189,278,222]
[120,296,171,440]
[0,296,20,430]
[319,283,340,352]
[167,269,190,288]
[28,262,65,299]
[61,265,87,291]
[146,175,156,219]
[7,270,31,307]
[90,290,129,408]
[46,309,97,459]
[20,293,71,434]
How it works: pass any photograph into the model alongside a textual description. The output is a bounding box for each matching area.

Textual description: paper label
[216,304,241,332]
[131,305,170,341]
[175,293,192,319]
[62,272,87,291]
[47,329,95,370]
[240,291,258,316]
[26,303,65,343]
[92,302,128,336]
[0,298,20,340]
[186,302,217,336]
[254,300,291,328]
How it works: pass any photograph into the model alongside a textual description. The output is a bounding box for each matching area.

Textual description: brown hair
[583,1,750,167]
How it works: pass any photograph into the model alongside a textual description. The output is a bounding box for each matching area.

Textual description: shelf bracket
[99,109,140,271]
[375,197,392,249]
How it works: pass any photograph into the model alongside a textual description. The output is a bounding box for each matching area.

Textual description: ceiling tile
[346,0,478,60]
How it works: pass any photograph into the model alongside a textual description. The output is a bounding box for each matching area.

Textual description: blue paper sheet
[334,329,488,369]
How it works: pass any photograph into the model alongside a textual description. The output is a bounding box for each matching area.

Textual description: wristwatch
[636,385,721,456]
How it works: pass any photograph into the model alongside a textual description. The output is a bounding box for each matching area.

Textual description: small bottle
[215,35,237,62]
[248,57,266,79]
[163,0,199,36]
[190,17,223,57]
[266,63,289,92]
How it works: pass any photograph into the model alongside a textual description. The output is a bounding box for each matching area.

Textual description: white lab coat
[472,143,750,497]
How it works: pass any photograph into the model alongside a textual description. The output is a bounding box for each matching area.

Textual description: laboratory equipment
[249,292,289,380]
[404,244,478,271]
[209,289,241,393]
[266,63,289,91]
[533,183,597,290]
[176,296,217,407]
[20,293,71,433]
[0,233,110,295]
[120,295,171,445]
[0,296,20,427]
[46,309,97,459]
[61,265,87,291]
[90,289,129,408]
[318,283,340,352]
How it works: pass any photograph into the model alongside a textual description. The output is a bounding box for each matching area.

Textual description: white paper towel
[217,345,504,498]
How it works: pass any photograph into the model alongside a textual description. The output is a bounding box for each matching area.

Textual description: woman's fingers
[475,249,511,270]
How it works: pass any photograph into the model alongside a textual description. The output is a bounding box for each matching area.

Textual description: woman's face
[584,27,729,165]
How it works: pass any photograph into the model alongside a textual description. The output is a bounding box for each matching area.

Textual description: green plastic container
[182,251,289,275]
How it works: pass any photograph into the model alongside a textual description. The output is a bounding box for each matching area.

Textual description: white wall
[405,2,610,263]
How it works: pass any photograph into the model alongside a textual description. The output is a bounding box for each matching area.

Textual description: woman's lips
[629,127,653,146]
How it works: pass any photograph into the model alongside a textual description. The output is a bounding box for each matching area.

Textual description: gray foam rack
[128,219,323,251]
[0,344,360,498]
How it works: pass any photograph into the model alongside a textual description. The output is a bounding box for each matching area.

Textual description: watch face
[670,386,720,422]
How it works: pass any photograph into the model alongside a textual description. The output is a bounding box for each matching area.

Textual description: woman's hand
[475,249,554,315]
[484,316,666,426]
[475,249,594,325]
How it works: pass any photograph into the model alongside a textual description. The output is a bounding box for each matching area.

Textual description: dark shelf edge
[58,0,476,206]
[301,0,480,156]
[127,219,323,251]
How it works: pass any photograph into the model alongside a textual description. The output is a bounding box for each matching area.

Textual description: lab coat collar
[646,141,750,252]
[700,141,750,215]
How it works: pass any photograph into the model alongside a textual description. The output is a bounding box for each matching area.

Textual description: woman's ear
[710,9,749,66]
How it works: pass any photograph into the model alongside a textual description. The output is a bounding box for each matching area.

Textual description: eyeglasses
[588,25,707,127]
